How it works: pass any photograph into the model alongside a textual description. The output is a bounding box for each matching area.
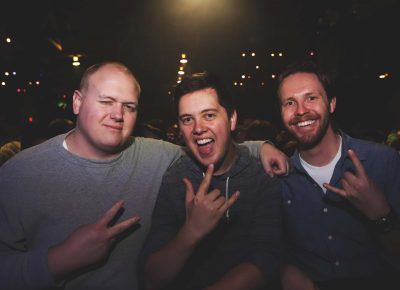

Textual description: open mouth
[296,120,315,127]
[196,138,214,155]
[196,138,214,146]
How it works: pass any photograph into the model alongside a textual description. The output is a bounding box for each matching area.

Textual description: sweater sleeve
[0,165,55,290]
[240,141,263,159]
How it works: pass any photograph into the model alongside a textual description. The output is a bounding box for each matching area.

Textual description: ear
[329,96,337,114]
[72,90,83,115]
[230,110,237,132]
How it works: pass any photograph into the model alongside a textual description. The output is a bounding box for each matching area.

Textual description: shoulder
[344,133,399,160]
[162,154,194,181]
[1,135,64,171]
[237,146,270,178]
[132,137,181,153]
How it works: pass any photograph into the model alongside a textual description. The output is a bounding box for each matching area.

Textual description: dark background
[1,0,399,138]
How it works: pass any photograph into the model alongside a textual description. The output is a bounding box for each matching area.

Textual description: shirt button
[335,261,340,266]
[287,200,292,205]
[328,235,333,240]
[323,207,328,213]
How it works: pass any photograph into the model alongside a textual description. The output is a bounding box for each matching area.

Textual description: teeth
[297,120,315,127]
[197,138,213,145]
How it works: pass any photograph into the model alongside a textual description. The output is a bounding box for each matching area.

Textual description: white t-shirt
[299,136,342,193]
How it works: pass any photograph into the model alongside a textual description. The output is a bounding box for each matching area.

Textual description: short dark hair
[277,60,336,102]
[173,72,235,118]
[80,61,141,95]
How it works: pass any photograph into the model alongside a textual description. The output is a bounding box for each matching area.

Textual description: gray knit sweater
[0,134,181,290]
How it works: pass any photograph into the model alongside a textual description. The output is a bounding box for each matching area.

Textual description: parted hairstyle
[173,72,236,118]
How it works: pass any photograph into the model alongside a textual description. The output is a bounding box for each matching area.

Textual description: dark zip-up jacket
[140,145,283,290]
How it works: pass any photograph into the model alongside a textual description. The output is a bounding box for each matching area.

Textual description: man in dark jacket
[140,72,284,290]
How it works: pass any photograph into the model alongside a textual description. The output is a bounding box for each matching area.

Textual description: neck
[299,126,340,166]
[66,130,121,160]
[213,142,238,176]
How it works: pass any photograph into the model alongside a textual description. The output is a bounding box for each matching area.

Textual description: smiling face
[279,72,336,149]
[178,88,237,175]
[71,63,140,159]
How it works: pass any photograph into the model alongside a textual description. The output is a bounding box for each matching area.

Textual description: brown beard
[287,105,331,150]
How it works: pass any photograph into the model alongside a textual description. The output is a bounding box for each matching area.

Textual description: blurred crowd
[2,116,400,167]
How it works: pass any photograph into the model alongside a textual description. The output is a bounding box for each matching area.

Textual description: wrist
[369,208,398,234]
[179,223,203,246]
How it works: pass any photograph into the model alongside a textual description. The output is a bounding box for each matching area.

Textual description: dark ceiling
[1,0,400,136]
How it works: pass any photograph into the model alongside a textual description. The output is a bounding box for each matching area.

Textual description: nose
[295,101,308,116]
[110,103,123,121]
[193,119,206,135]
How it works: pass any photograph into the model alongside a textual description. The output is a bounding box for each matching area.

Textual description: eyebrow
[283,91,316,100]
[98,95,138,106]
[201,108,218,113]
[179,108,218,119]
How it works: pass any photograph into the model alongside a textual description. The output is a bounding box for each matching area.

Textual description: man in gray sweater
[0,62,288,290]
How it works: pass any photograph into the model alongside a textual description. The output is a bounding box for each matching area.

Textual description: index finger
[107,216,140,238]
[197,164,214,197]
[347,149,366,178]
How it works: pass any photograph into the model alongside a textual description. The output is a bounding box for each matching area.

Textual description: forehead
[86,65,139,100]
[178,88,221,113]
[280,72,325,99]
